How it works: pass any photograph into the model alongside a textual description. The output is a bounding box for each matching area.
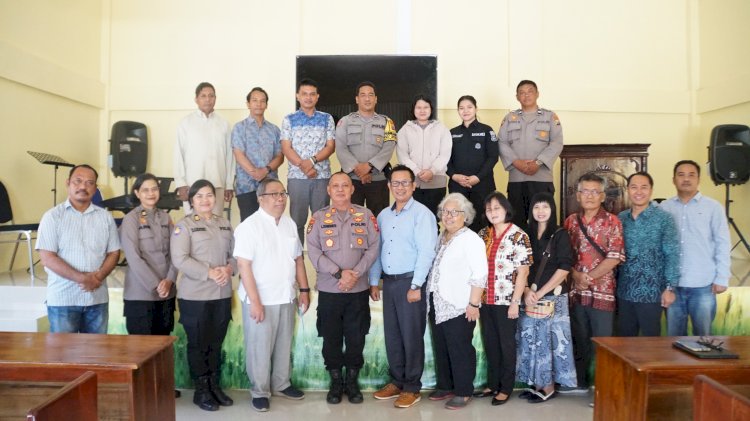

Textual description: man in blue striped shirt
[369,165,437,408]
[617,172,680,336]
[36,164,121,333]
[660,160,731,336]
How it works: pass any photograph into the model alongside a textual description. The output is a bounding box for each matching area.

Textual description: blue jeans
[666,285,716,336]
[47,303,109,333]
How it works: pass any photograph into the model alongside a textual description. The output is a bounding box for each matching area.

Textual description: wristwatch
[368,162,375,173]
[333,270,342,280]
[665,285,674,292]
[511,299,522,305]
[265,165,273,173]
[469,302,482,309]
[409,284,420,291]
[534,159,543,166]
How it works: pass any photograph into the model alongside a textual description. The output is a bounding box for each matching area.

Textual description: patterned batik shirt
[280,109,335,180]
[479,224,532,306]
[564,208,625,311]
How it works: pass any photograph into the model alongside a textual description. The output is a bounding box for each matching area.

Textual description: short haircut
[188,179,215,207]
[673,159,701,177]
[297,78,318,92]
[195,82,215,97]
[68,164,98,181]
[438,193,476,226]
[483,191,514,223]
[516,80,538,92]
[246,87,268,102]
[577,172,607,191]
[329,171,352,184]
[457,95,477,108]
[257,178,283,196]
[131,173,159,203]
[356,81,376,96]
[387,164,415,182]
[410,94,435,120]
[627,171,654,187]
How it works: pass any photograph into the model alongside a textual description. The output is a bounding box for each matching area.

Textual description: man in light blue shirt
[36,164,121,333]
[369,165,437,408]
[660,160,731,336]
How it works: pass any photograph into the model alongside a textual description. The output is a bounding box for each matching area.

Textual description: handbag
[524,228,562,319]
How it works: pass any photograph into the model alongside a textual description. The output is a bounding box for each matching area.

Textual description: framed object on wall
[559,144,650,221]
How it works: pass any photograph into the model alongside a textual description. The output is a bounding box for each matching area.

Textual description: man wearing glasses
[307,172,380,405]
[562,173,624,395]
[233,178,311,412]
[369,165,437,408]
[36,164,121,333]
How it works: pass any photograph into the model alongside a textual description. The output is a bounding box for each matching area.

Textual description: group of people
[33,77,731,413]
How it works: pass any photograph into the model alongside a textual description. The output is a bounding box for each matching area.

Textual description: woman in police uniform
[171,179,237,412]
[447,96,499,232]
[120,173,177,335]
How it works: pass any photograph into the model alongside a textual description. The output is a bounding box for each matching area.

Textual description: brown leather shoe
[373,383,401,400]
[394,391,421,408]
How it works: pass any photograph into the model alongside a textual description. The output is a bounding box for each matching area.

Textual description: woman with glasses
[171,179,237,412]
[476,192,532,406]
[426,193,487,409]
[516,192,576,403]
[396,94,452,217]
[447,96,499,232]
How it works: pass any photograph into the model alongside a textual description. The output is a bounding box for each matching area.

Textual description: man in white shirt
[174,82,235,216]
[233,178,311,412]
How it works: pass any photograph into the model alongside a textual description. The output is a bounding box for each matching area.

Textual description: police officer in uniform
[306,172,380,405]
[448,95,499,232]
[171,179,237,412]
[498,80,563,229]
[335,81,397,217]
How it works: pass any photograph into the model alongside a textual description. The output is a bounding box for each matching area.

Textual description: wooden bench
[694,375,750,421]
[26,371,98,421]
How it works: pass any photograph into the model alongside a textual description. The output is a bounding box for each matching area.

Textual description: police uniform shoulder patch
[489,130,498,142]
[370,215,379,232]
[306,218,315,235]
[552,113,561,126]
[383,118,397,142]
[173,225,182,236]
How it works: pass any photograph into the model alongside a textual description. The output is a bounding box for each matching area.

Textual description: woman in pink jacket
[396,94,452,217]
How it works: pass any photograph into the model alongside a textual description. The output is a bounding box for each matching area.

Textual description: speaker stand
[725,184,750,255]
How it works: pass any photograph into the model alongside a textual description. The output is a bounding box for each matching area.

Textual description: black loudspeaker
[709,124,750,185]
[109,121,148,177]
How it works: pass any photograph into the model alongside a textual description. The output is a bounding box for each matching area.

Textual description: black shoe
[528,390,557,404]
[209,375,234,406]
[491,393,509,406]
[344,368,363,404]
[193,377,219,411]
[175,390,181,398]
[518,389,536,400]
[327,369,344,404]
[274,385,305,400]
[473,389,496,398]
[251,397,270,412]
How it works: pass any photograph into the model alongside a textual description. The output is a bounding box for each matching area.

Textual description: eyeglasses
[259,192,289,199]
[440,209,465,218]
[698,336,725,351]
[389,180,413,188]
[578,189,603,196]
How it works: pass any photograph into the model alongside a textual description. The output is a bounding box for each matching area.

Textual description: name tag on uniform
[138,225,151,230]
[191,227,206,232]
[219,227,231,231]
[452,134,463,138]
[471,132,485,137]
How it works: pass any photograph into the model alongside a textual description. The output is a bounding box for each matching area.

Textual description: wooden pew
[26,371,98,421]
[694,375,750,421]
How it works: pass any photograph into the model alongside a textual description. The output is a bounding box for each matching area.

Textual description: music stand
[27,151,75,206]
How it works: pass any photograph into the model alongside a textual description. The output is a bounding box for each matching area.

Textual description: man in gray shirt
[498,80,563,228]
[335,81,397,216]
[36,164,121,333]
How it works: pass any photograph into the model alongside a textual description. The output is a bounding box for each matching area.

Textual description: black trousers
[382,276,426,392]
[448,181,493,232]
[617,299,663,337]
[352,179,389,217]
[429,294,477,397]
[413,187,446,219]
[316,290,371,371]
[480,305,517,395]
[236,191,260,222]
[178,298,232,380]
[507,181,555,230]
[124,297,175,336]
[570,303,613,387]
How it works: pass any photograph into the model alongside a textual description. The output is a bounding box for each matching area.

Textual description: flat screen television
[295,55,437,130]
